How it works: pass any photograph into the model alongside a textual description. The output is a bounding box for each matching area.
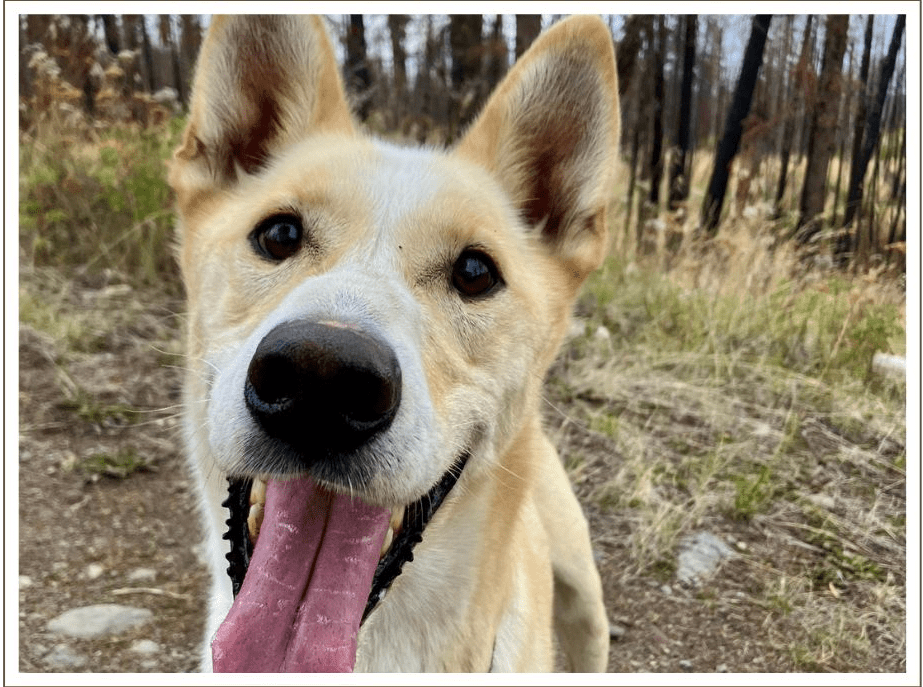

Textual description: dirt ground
[17,273,906,675]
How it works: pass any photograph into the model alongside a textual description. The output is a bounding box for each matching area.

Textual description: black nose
[244,320,401,460]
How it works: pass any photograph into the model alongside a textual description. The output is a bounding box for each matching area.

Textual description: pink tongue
[211,477,390,672]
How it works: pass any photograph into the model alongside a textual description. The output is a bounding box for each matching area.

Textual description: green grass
[19,118,184,292]
[78,446,150,479]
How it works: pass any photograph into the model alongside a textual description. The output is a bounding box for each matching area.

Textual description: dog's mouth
[212,455,468,672]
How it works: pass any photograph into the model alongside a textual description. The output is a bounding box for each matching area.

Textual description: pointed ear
[170,16,354,212]
[455,16,620,284]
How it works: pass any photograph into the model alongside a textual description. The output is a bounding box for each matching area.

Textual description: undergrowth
[552,225,906,671]
[19,117,184,293]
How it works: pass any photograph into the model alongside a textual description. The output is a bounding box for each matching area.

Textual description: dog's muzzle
[214,318,468,672]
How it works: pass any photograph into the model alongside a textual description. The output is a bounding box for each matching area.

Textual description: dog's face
[171,15,618,672]
[181,136,563,507]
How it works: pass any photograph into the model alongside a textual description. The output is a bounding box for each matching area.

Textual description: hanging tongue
[211,477,390,672]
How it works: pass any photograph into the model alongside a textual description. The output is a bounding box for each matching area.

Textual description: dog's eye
[451,249,501,298]
[251,214,303,261]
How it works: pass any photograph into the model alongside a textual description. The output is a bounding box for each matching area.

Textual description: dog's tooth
[249,477,267,507]
[380,527,394,557]
[390,506,404,532]
[247,503,264,544]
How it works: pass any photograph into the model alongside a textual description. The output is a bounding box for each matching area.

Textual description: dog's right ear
[170,16,354,214]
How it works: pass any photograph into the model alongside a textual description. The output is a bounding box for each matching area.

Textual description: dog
[169,14,619,672]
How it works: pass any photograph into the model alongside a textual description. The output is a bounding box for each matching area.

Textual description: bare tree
[668,15,697,210]
[842,16,904,230]
[701,15,772,235]
[484,15,507,94]
[648,16,666,208]
[515,15,541,59]
[774,15,814,219]
[346,15,372,120]
[387,15,409,126]
[796,15,850,244]
[616,15,646,99]
[100,15,120,55]
[448,14,483,137]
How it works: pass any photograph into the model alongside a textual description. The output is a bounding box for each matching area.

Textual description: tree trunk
[137,16,155,91]
[484,15,507,94]
[668,15,697,210]
[834,14,872,263]
[700,15,772,235]
[842,14,905,230]
[648,16,666,207]
[345,15,372,121]
[796,15,850,244]
[774,15,813,219]
[829,43,852,229]
[629,125,642,246]
[387,14,409,127]
[515,15,541,59]
[100,15,120,55]
[616,15,646,99]
[448,14,483,138]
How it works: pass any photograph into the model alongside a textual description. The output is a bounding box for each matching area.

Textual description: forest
[18,13,907,272]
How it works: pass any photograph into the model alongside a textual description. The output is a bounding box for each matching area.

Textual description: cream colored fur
[171,14,619,672]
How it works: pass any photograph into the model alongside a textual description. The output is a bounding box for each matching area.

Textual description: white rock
[130,639,160,655]
[127,568,157,583]
[47,604,153,639]
[85,563,105,580]
[19,575,33,589]
[44,644,87,669]
[676,531,735,586]
[806,493,835,510]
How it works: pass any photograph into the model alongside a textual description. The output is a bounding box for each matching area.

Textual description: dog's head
[170,15,618,672]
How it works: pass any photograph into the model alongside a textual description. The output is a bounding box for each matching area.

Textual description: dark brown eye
[451,249,501,298]
[251,214,303,261]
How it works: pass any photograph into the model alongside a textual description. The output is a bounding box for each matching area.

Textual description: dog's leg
[536,436,610,672]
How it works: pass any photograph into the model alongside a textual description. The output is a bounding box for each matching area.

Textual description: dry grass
[546,192,906,669]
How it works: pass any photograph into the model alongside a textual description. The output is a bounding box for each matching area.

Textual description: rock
[130,639,160,655]
[127,568,157,583]
[806,493,835,510]
[44,644,87,669]
[676,531,735,587]
[19,575,33,589]
[593,325,611,342]
[716,663,729,672]
[85,563,104,580]
[678,659,693,671]
[660,584,672,595]
[47,604,153,639]
[609,623,627,640]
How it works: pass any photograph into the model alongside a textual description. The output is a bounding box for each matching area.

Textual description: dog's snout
[244,320,402,459]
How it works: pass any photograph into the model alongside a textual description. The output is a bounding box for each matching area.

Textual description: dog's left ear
[456,16,619,285]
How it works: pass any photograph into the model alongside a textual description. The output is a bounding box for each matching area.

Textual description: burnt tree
[387,15,409,126]
[448,14,484,137]
[774,15,814,219]
[701,15,772,235]
[841,15,905,246]
[668,15,697,210]
[648,16,666,208]
[796,15,850,244]
[346,15,372,121]
[515,15,541,58]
